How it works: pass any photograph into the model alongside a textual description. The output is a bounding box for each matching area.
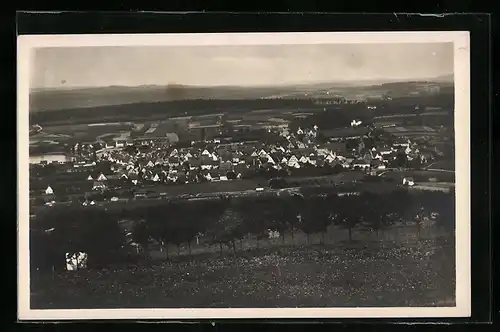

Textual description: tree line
[30,189,455,272]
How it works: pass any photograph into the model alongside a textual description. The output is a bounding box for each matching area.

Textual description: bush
[31,206,127,271]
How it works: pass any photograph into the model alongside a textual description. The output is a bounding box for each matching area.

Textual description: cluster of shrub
[30,189,455,273]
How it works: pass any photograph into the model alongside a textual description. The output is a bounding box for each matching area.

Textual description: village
[29,115,452,209]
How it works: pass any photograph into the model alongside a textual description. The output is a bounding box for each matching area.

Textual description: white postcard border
[17,31,471,320]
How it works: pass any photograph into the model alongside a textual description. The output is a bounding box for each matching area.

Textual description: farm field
[382,125,445,137]
[38,123,134,144]
[30,234,455,309]
[379,169,455,183]
[426,160,455,171]
[384,125,437,133]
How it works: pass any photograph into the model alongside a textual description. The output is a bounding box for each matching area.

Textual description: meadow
[29,189,456,309]
[31,236,455,309]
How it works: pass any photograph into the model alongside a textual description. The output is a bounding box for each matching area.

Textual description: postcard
[17,31,470,320]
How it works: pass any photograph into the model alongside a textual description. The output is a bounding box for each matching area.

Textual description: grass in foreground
[30,237,455,309]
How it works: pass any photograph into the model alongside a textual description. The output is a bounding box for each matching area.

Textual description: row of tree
[30,189,455,272]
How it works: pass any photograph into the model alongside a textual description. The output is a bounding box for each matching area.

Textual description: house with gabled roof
[97,173,107,181]
[297,141,306,149]
[307,129,317,138]
[299,155,309,164]
[287,155,300,168]
[325,153,337,164]
[45,186,54,195]
[308,155,318,166]
[92,181,107,191]
[205,172,213,181]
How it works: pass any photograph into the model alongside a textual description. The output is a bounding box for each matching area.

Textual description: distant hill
[430,74,454,82]
[29,76,454,112]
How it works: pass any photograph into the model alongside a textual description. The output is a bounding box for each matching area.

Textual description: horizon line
[30,75,454,92]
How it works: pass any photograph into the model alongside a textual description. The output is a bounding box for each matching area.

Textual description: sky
[31,43,454,89]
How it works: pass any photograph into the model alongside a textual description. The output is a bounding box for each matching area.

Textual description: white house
[97,173,107,181]
[299,156,309,164]
[45,186,54,195]
[87,175,93,181]
[152,173,161,182]
[350,120,362,127]
[287,155,300,168]
[403,177,415,186]
[296,127,304,135]
[307,130,317,138]
[259,149,268,157]
[325,153,336,163]
[92,181,106,190]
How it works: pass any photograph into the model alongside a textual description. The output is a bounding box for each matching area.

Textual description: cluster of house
[60,124,435,191]
[30,122,441,205]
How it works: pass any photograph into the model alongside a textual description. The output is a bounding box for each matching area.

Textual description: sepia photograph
[17,32,471,320]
